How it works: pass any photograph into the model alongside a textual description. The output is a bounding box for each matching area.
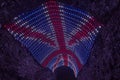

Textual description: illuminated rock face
[0,28,55,80]
[77,9,120,80]
[0,0,120,80]
[4,1,101,75]
[3,0,101,76]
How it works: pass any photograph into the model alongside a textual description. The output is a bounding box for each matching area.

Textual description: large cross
[4,0,102,76]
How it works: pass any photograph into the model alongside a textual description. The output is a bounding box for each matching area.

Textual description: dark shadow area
[54,66,76,80]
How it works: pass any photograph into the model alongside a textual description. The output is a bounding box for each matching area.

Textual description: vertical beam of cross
[45,1,69,66]
[46,1,66,49]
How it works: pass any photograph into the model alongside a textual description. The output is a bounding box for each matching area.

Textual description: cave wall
[0,0,120,80]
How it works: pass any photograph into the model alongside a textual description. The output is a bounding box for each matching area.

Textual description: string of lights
[4,0,102,76]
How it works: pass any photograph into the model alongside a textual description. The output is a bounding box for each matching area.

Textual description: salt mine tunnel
[0,0,119,80]
[3,0,102,79]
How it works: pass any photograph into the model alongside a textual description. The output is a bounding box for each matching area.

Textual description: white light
[26,25,30,28]
[99,26,101,28]
[11,31,14,34]
[95,29,99,33]
[14,17,18,20]
[16,20,21,24]
[14,33,18,36]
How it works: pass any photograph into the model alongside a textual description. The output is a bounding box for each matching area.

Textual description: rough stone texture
[77,10,120,80]
[0,27,40,80]
[0,0,120,80]
[0,0,46,24]
[77,2,120,80]
[0,27,55,80]
[35,68,56,80]
[77,0,120,24]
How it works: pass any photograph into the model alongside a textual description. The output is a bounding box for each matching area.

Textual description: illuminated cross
[4,0,102,76]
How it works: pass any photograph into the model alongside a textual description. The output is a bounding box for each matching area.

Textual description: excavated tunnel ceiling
[3,0,102,76]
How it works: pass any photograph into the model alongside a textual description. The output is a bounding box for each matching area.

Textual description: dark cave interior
[54,66,77,80]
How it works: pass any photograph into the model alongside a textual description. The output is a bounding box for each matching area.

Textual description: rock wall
[0,0,120,80]
[77,7,120,80]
